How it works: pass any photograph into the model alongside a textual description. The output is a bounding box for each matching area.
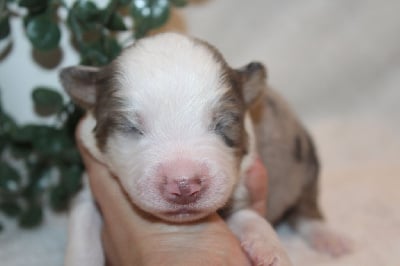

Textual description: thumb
[245,157,268,216]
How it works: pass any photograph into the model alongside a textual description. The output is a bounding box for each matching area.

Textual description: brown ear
[237,62,267,107]
[59,66,100,109]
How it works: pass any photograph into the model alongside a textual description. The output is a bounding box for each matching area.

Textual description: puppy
[60,33,348,265]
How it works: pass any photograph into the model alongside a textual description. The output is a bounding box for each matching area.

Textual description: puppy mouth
[164,207,200,215]
[160,208,209,222]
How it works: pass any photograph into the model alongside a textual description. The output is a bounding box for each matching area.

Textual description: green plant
[0,0,187,230]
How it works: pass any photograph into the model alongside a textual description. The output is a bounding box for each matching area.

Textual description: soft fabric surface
[1,0,399,265]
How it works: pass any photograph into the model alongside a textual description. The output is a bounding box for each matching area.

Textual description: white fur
[79,33,241,222]
[64,175,103,266]
[227,209,293,266]
[67,33,279,265]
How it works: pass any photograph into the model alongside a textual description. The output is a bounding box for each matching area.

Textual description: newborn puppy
[60,33,347,265]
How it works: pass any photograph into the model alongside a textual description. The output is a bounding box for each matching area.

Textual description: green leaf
[80,23,102,42]
[19,204,43,228]
[102,36,122,61]
[0,201,22,217]
[0,16,10,40]
[80,42,109,66]
[49,185,69,211]
[0,161,20,193]
[26,15,61,51]
[0,111,17,137]
[60,147,82,164]
[72,0,99,22]
[32,87,63,116]
[32,128,72,157]
[0,105,16,151]
[18,0,48,13]
[60,164,82,194]
[22,162,51,201]
[106,13,127,31]
[117,0,131,5]
[10,124,39,143]
[169,0,187,7]
[10,143,32,158]
[67,12,83,44]
[131,0,170,36]
[0,138,6,152]
[50,163,83,211]
[61,102,84,138]
[10,125,71,158]
[18,0,47,9]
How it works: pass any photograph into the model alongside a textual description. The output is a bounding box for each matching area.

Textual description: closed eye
[129,124,144,136]
[115,116,144,136]
[215,122,235,147]
[213,110,242,148]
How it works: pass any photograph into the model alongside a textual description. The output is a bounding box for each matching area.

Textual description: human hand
[245,156,269,217]
[76,120,252,266]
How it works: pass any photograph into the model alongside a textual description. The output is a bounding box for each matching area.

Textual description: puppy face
[61,33,266,222]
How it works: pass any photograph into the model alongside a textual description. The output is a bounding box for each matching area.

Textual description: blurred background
[1,0,399,265]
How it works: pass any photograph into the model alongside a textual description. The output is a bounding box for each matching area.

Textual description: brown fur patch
[92,64,131,151]
[187,37,250,160]
[294,135,303,162]
[93,37,251,159]
[211,86,248,158]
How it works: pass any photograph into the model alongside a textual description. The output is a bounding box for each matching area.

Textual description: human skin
[76,121,268,266]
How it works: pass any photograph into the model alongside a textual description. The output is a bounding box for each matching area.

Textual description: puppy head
[60,33,267,222]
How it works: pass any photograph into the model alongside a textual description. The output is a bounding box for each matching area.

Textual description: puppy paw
[298,220,352,257]
[241,239,292,266]
[227,209,292,265]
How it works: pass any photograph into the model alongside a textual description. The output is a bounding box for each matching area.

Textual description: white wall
[182,0,400,122]
[1,0,399,124]
[0,12,79,124]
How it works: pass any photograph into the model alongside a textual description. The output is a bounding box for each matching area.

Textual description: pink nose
[164,178,203,204]
[158,159,209,205]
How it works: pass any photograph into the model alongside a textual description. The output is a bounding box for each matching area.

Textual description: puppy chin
[135,200,223,223]
[155,208,215,223]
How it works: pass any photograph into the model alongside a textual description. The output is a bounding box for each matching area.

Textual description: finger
[75,119,142,227]
[75,118,128,214]
[75,119,141,264]
[102,227,121,266]
[75,119,161,241]
[245,158,268,216]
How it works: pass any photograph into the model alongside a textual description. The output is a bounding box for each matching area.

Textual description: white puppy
[61,33,348,266]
